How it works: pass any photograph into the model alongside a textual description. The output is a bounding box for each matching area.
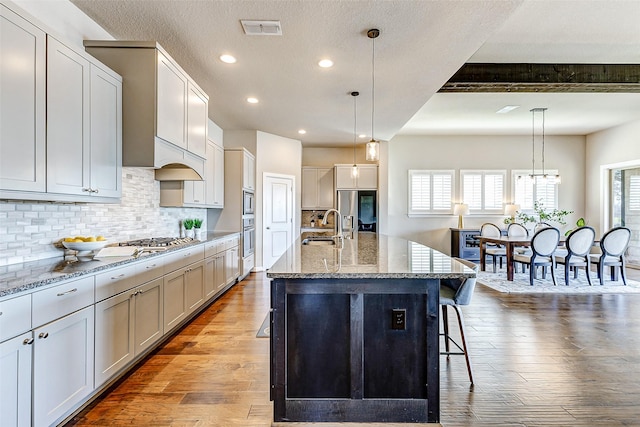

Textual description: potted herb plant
[183,219,195,238]
[193,219,204,240]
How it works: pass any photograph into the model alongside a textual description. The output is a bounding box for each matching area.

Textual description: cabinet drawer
[204,240,220,258]
[0,294,32,342]
[225,237,239,250]
[32,276,94,327]
[95,263,138,302]
[136,255,165,284]
[164,246,204,274]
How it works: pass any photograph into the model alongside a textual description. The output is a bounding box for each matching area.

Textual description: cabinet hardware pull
[38,332,49,339]
[92,188,99,193]
[111,274,126,279]
[0,311,3,316]
[23,338,34,345]
[146,264,157,269]
[82,188,91,192]
[56,288,78,296]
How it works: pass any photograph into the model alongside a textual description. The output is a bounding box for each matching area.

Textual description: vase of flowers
[183,219,195,238]
[193,219,204,240]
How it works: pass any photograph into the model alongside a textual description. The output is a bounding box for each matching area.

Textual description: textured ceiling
[70,0,640,144]
[71,0,523,145]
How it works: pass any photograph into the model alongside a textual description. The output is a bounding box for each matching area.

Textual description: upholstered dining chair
[589,226,631,286]
[508,223,529,273]
[513,227,561,286]
[481,223,505,273]
[554,226,596,286]
[440,257,478,385]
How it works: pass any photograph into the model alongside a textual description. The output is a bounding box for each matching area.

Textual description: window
[408,170,454,215]
[630,175,640,211]
[460,170,505,213]
[512,170,559,211]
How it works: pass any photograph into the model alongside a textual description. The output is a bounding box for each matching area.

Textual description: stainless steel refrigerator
[337,190,377,238]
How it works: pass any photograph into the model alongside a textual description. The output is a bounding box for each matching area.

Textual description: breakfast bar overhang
[266,233,475,423]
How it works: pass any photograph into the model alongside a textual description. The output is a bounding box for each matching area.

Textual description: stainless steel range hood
[154,163,203,181]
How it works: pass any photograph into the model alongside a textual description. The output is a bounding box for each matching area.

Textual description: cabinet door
[163,269,186,333]
[156,51,187,149]
[185,260,205,315]
[212,142,225,207]
[94,290,135,387]
[0,5,46,192]
[243,151,256,191]
[357,165,378,189]
[0,332,33,427]
[301,168,319,209]
[134,278,163,356]
[187,82,208,158]
[204,255,216,300]
[46,36,91,195]
[215,253,226,292]
[33,306,94,427]
[225,247,239,285]
[317,168,335,208]
[335,166,356,189]
[90,64,122,198]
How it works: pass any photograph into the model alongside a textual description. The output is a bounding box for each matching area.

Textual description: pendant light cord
[371,33,375,142]
[541,108,546,176]
[531,109,535,177]
[353,92,357,165]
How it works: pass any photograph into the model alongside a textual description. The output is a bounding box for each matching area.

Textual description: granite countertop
[0,231,240,299]
[267,233,476,280]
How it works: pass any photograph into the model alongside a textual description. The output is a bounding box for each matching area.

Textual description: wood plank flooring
[66,269,640,427]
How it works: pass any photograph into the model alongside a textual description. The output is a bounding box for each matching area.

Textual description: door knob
[266,227,270,230]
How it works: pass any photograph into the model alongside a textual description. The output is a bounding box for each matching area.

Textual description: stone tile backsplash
[0,168,206,266]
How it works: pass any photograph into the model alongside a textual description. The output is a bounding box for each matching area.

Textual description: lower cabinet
[185,260,205,315]
[33,306,94,427]
[205,252,226,300]
[225,245,239,285]
[0,332,33,427]
[164,259,205,333]
[94,278,163,387]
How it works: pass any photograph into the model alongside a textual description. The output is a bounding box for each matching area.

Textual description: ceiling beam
[439,63,640,93]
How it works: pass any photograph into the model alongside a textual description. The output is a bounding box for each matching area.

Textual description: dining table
[477,235,532,281]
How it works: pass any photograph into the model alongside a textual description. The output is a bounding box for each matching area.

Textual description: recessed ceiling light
[247,97,259,104]
[496,105,520,114]
[318,59,333,68]
[359,134,367,139]
[298,129,306,135]
[220,54,237,64]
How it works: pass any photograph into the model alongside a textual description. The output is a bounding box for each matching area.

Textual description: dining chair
[440,257,478,385]
[481,223,505,273]
[589,226,631,285]
[508,223,529,273]
[554,226,596,286]
[513,227,561,286]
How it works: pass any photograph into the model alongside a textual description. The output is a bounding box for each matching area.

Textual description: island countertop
[267,232,476,280]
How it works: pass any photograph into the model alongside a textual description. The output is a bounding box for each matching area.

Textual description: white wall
[585,119,640,235]
[256,131,302,269]
[385,134,586,254]
[302,146,373,166]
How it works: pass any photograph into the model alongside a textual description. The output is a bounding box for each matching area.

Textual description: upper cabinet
[84,41,209,171]
[243,150,256,191]
[0,5,46,193]
[1,5,122,202]
[302,167,334,209]
[335,164,378,190]
[46,36,122,198]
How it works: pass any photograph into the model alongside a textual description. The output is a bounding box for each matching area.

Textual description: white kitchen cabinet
[0,331,33,427]
[46,36,122,199]
[225,244,240,286]
[302,167,334,209]
[0,294,31,342]
[0,4,46,193]
[95,277,163,387]
[335,164,378,190]
[205,252,226,300]
[157,50,188,150]
[208,141,225,208]
[185,260,205,315]
[84,41,208,171]
[187,82,208,158]
[163,268,187,333]
[33,306,94,427]
[243,150,256,191]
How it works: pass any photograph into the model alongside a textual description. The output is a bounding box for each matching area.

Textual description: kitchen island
[266,233,475,424]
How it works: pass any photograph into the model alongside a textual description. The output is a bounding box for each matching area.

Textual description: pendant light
[366,28,380,162]
[527,108,561,184]
[351,91,359,178]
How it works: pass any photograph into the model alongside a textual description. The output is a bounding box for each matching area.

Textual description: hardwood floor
[67,269,640,427]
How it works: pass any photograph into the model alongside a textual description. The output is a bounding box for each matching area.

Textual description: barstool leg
[452,305,474,385]
[441,305,450,357]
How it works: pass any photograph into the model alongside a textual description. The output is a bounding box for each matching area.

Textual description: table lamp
[453,203,470,229]
[504,204,520,223]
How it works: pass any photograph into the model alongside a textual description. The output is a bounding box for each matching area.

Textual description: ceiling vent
[241,20,282,36]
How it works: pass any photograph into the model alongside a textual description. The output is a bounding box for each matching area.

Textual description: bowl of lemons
[62,236,108,260]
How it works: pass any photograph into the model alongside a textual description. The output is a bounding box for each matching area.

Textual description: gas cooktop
[119,237,195,247]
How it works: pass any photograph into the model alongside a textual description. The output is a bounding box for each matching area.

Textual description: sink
[301,237,336,246]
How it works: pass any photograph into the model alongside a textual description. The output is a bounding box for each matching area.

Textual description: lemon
[73,238,84,243]
[64,237,75,242]
[74,236,84,241]
[86,236,97,242]
[96,235,106,241]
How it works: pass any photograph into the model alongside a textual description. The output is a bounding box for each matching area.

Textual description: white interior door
[263,174,294,269]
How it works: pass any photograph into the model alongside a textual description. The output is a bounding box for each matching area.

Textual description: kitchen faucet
[322,208,343,239]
